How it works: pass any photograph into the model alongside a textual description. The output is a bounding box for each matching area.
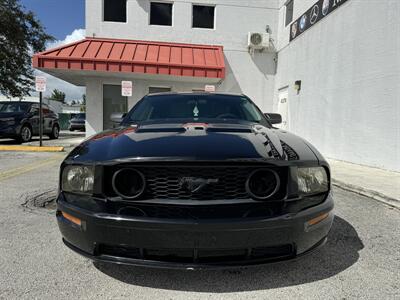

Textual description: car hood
[67,122,320,164]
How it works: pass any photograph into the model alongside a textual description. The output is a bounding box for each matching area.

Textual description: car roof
[0,101,36,104]
[146,92,246,97]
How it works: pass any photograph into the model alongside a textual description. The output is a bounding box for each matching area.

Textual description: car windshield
[126,94,268,125]
[0,102,30,113]
[74,113,85,119]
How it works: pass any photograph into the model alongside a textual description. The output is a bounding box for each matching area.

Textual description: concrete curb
[0,145,64,152]
[332,179,400,209]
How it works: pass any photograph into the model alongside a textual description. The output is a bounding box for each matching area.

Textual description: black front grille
[105,165,287,201]
[98,244,295,264]
[143,166,250,200]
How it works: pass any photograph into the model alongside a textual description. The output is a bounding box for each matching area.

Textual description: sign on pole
[205,85,216,92]
[35,76,46,146]
[121,81,133,97]
[35,76,47,92]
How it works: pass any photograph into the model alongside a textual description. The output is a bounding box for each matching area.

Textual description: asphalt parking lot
[0,151,399,299]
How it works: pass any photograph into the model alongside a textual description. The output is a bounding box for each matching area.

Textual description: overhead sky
[20,0,86,101]
[20,0,85,40]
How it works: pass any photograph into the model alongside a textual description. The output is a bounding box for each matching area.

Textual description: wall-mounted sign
[121,81,133,97]
[35,76,47,92]
[290,0,349,42]
[205,85,216,92]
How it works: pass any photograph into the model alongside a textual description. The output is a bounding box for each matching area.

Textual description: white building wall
[274,0,400,171]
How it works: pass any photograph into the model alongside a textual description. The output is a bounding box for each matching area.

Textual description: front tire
[18,125,32,143]
[49,125,60,139]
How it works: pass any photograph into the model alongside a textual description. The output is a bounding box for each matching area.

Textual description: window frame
[149,1,174,27]
[30,104,39,114]
[191,3,216,30]
[102,0,128,23]
[148,86,172,94]
[285,0,294,27]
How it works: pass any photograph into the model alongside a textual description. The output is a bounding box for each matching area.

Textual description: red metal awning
[33,38,225,79]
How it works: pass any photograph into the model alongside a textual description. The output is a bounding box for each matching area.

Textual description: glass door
[103,84,128,130]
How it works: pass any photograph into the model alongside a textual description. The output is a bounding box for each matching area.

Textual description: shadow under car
[93,216,363,293]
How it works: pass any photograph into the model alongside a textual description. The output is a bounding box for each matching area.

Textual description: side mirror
[110,112,126,124]
[264,113,282,125]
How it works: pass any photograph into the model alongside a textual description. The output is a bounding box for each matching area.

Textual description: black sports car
[57,93,333,269]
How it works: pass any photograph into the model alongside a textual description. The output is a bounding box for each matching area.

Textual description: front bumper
[69,123,85,130]
[57,194,334,269]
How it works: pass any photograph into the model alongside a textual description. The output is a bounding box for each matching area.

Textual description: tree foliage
[0,0,54,98]
[49,89,66,103]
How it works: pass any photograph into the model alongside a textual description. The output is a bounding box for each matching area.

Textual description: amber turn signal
[307,213,329,226]
[62,212,82,226]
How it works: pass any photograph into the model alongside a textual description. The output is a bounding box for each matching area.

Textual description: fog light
[246,169,280,200]
[62,211,82,226]
[112,168,146,199]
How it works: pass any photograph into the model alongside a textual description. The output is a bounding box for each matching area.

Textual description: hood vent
[281,141,299,161]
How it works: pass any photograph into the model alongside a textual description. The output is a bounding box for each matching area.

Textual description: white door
[277,89,289,130]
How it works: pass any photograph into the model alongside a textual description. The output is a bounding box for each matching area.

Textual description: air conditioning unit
[248,32,270,50]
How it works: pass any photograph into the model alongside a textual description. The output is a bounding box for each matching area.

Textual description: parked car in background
[57,93,333,269]
[69,113,86,132]
[0,101,60,143]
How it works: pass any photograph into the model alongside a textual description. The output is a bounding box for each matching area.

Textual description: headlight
[297,167,328,196]
[62,165,94,194]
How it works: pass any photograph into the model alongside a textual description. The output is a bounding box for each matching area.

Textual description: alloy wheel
[21,126,32,142]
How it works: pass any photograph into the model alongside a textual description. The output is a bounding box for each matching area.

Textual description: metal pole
[39,91,43,147]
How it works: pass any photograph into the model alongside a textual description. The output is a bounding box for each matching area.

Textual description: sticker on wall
[310,5,320,24]
[205,85,216,92]
[289,0,349,42]
[291,21,298,39]
[322,0,330,15]
[299,15,307,32]
[121,81,133,97]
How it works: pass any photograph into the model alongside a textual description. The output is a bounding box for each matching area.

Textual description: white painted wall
[274,0,400,171]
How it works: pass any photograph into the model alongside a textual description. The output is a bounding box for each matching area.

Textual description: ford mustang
[57,92,334,269]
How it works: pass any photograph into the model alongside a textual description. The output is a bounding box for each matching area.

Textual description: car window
[48,105,56,115]
[30,104,39,114]
[42,104,50,114]
[126,94,268,126]
[0,103,31,113]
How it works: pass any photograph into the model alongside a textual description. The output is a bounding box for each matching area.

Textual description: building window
[192,5,215,29]
[285,0,294,27]
[149,87,171,94]
[104,0,127,22]
[150,2,173,26]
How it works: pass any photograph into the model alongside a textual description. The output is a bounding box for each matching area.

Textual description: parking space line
[0,155,64,182]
